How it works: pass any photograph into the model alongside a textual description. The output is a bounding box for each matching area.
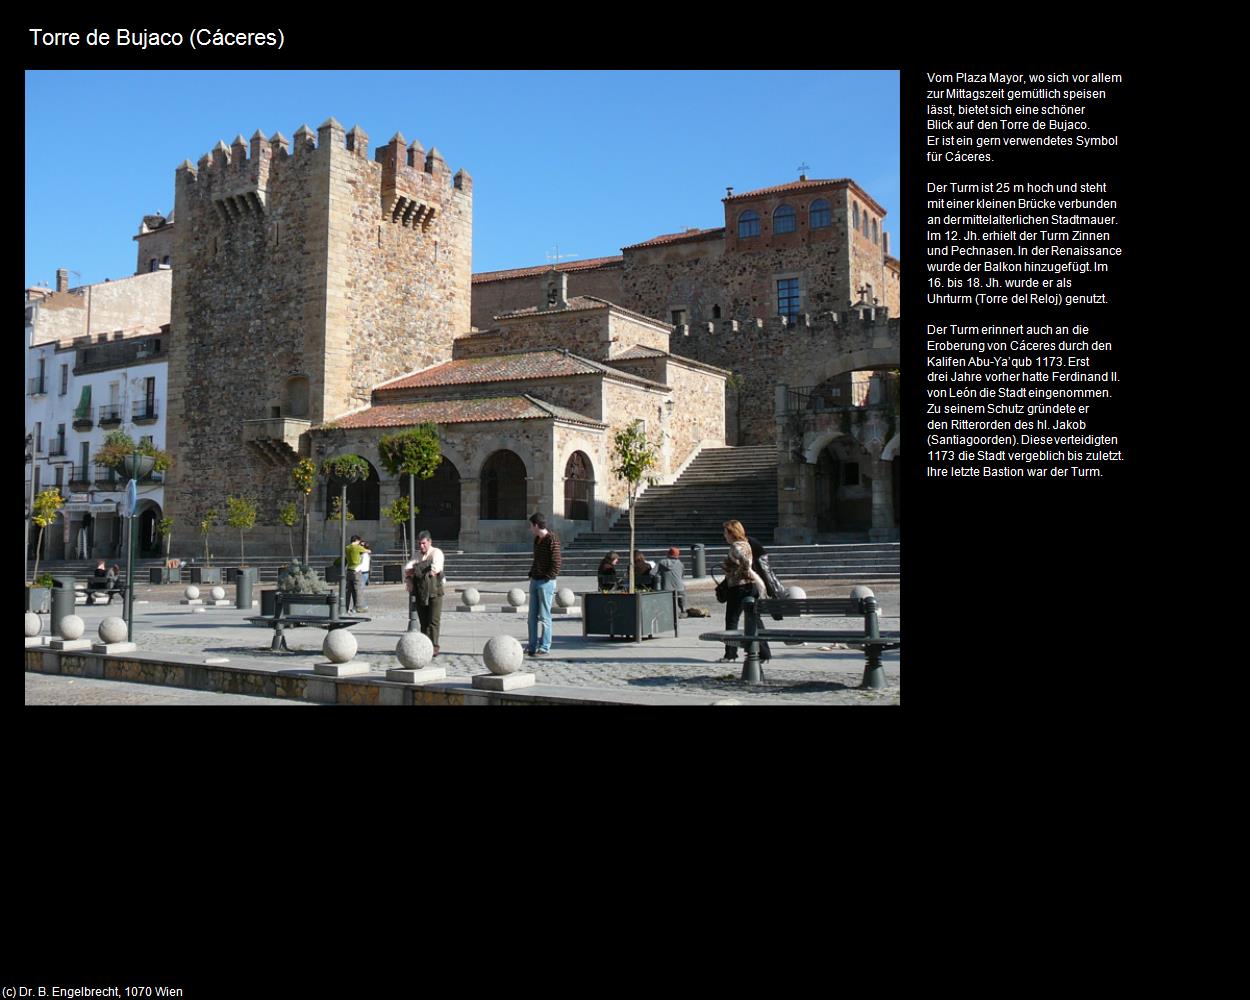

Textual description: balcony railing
[132,400,159,422]
[68,465,90,484]
[98,404,123,426]
[783,373,901,415]
[28,377,47,396]
[48,441,67,458]
[71,408,94,429]
[93,463,121,487]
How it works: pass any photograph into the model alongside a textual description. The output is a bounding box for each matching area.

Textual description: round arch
[401,457,462,542]
[323,456,380,522]
[480,450,528,521]
[563,451,594,522]
[135,498,164,558]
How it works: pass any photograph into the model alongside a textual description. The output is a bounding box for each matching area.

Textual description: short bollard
[741,594,762,685]
[861,595,885,689]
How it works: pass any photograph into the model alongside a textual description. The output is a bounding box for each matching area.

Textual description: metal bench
[85,579,127,604]
[700,594,899,688]
[246,592,370,652]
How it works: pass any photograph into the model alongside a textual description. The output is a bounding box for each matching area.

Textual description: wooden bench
[246,592,370,652]
[700,594,900,688]
[85,579,127,605]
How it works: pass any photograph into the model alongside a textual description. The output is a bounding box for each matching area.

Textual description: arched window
[162,255,171,266]
[285,376,310,418]
[149,258,159,272]
[402,459,462,541]
[737,210,760,238]
[480,450,527,520]
[324,458,380,522]
[712,304,722,319]
[773,204,796,234]
[871,219,879,244]
[810,199,831,229]
[852,203,860,231]
[564,452,594,521]
[863,212,871,237]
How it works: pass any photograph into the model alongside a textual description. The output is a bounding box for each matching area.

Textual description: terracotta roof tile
[471,255,623,285]
[329,395,605,430]
[613,345,667,359]
[492,296,671,331]
[726,177,887,217]
[621,227,725,251]
[374,349,667,393]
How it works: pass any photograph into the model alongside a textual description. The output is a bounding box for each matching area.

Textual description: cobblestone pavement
[28,577,900,706]
[24,671,314,706]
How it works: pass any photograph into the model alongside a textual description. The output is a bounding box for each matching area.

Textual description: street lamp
[121,448,155,641]
[24,433,35,580]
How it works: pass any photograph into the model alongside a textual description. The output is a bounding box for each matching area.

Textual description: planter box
[188,567,222,585]
[324,565,342,584]
[582,590,678,643]
[25,587,50,614]
[383,563,403,583]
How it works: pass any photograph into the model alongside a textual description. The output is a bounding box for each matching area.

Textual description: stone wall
[471,262,623,330]
[164,120,471,545]
[134,221,175,275]
[453,309,611,360]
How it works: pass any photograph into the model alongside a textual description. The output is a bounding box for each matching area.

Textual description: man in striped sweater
[526,512,562,656]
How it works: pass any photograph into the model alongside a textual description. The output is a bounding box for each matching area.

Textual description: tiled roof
[329,395,605,430]
[374,349,667,392]
[613,345,667,359]
[471,255,623,285]
[726,177,887,216]
[492,295,671,331]
[621,227,724,251]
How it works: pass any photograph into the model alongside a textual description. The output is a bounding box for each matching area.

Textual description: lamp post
[25,434,35,581]
[122,448,155,642]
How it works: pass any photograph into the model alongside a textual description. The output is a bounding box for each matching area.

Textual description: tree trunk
[32,526,44,583]
[628,493,636,594]
[408,475,416,566]
[338,484,348,614]
[204,532,210,566]
[240,528,245,567]
[302,494,310,565]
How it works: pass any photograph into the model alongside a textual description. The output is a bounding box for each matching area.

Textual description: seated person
[633,552,658,590]
[597,551,622,592]
[104,564,122,603]
[93,559,108,578]
[655,546,687,614]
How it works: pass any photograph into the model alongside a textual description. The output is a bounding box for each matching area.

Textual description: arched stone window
[712,304,722,319]
[852,203,860,231]
[324,458,380,522]
[285,376,310,418]
[162,255,171,266]
[810,199,831,229]
[402,459,462,541]
[480,450,527,520]
[563,451,594,521]
[149,258,159,272]
[773,204,796,234]
[737,210,760,238]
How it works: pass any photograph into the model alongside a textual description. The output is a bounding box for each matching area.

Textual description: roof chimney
[56,269,68,293]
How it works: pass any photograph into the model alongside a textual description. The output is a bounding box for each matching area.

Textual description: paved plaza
[24,576,900,706]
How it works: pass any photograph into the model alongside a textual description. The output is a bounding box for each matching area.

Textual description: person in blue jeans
[526,512,562,656]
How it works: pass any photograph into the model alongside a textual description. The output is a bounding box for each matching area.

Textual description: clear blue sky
[25,70,899,289]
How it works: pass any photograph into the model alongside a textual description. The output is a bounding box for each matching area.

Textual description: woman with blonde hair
[716,520,770,663]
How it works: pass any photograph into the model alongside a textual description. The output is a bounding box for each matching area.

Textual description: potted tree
[196,508,221,585]
[378,424,442,575]
[290,457,317,567]
[278,501,299,564]
[381,495,411,581]
[583,423,675,642]
[319,454,370,610]
[26,487,64,613]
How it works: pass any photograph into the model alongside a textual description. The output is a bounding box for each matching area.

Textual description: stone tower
[163,119,472,548]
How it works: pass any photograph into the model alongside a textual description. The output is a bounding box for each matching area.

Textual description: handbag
[714,573,730,604]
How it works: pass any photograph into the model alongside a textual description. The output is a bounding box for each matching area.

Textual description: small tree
[199,508,217,565]
[291,458,317,566]
[30,488,64,584]
[224,496,257,566]
[278,502,299,561]
[158,516,174,560]
[378,425,442,570]
[611,422,660,593]
[321,454,372,612]
[328,495,355,522]
[382,495,412,559]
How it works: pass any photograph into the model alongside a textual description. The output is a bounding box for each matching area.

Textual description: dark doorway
[403,459,461,542]
[480,450,527,520]
[563,451,594,522]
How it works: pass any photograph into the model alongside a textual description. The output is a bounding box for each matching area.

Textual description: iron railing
[132,399,159,421]
[98,404,123,424]
[28,377,46,395]
[784,373,900,415]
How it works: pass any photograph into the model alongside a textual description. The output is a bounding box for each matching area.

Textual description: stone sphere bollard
[785,585,807,600]
[184,585,201,601]
[25,613,41,637]
[59,615,85,640]
[98,617,128,644]
[556,587,575,608]
[849,585,875,602]
[461,587,480,607]
[211,586,226,601]
[483,634,523,675]
[396,632,434,670]
[506,588,526,607]
[323,629,357,664]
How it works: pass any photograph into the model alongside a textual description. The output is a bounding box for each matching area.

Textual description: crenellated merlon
[375,131,466,232]
[676,309,897,338]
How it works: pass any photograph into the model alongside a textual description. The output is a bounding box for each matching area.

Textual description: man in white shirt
[404,530,444,655]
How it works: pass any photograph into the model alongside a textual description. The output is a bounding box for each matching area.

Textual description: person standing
[716,520,770,663]
[526,512,561,656]
[356,539,372,610]
[655,546,687,615]
[344,534,365,613]
[404,530,445,656]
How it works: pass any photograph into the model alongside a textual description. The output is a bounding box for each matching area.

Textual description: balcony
[132,399,159,424]
[242,416,311,466]
[71,408,93,431]
[98,404,123,428]
[68,465,91,487]
[28,377,47,396]
[48,441,67,458]
[93,463,122,488]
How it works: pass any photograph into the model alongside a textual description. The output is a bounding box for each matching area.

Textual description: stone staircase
[572,445,779,549]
